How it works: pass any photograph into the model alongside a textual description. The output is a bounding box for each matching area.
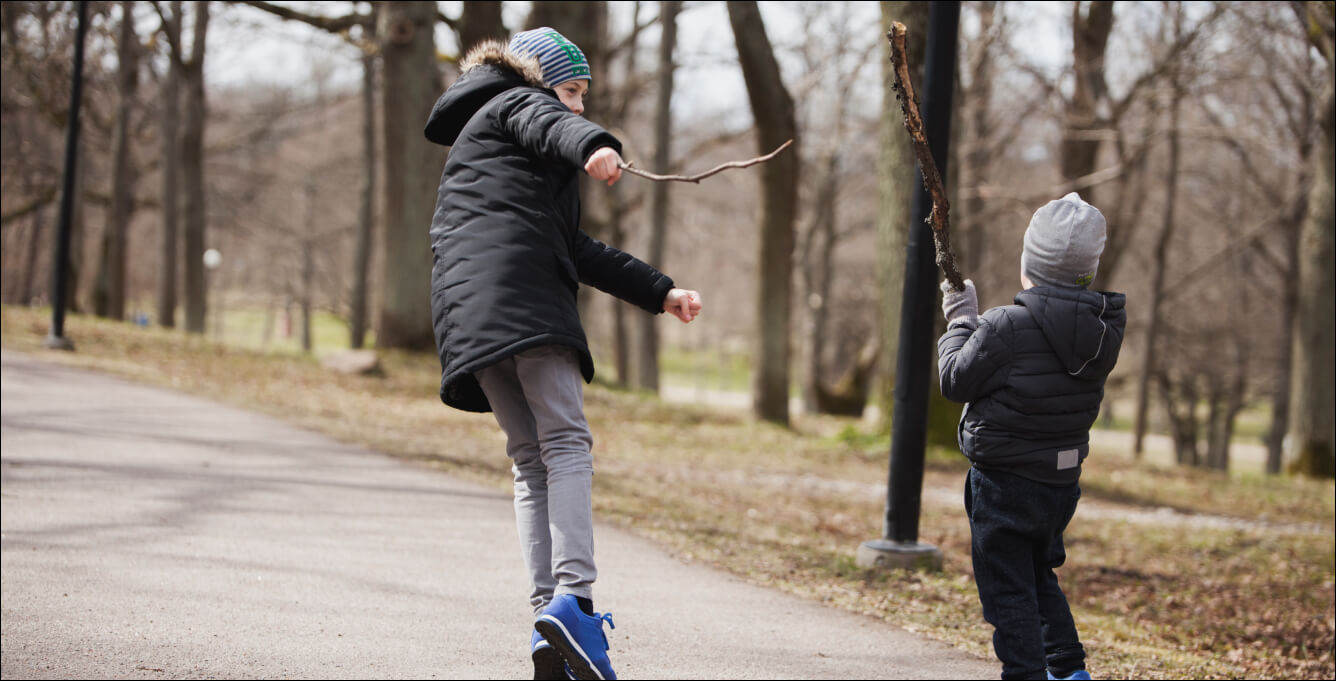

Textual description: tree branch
[230,1,370,33]
[618,139,793,184]
[0,187,58,226]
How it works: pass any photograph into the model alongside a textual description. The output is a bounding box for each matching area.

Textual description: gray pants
[475,345,596,614]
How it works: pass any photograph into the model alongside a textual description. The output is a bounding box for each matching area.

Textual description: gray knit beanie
[1021,192,1106,289]
[508,27,591,88]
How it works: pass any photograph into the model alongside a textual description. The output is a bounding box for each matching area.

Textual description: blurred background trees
[1,0,1332,477]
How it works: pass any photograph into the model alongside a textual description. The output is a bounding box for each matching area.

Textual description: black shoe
[532,628,569,680]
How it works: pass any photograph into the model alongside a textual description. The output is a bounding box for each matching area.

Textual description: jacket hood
[424,40,547,146]
[1015,287,1126,379]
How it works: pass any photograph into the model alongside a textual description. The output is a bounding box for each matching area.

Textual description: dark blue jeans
[965,466,1086,680]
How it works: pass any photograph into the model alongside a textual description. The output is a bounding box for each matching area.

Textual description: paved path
[1,350,996,680]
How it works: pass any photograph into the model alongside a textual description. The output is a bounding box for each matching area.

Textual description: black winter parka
[937,286,1126,485]
[425,43,674,413]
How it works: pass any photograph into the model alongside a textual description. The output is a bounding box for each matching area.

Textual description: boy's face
[555,79,589,116]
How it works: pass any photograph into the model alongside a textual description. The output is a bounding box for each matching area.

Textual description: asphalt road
[1,350,997,679]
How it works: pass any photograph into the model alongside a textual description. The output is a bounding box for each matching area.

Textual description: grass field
[4,305,1333,680]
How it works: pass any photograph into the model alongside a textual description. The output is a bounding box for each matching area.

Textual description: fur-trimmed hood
[460,40,546,88]
[424,40,549,146]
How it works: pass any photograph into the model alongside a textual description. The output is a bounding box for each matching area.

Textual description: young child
[424,27,702,681]
[936,192,1126,681]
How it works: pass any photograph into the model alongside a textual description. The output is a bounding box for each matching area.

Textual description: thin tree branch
[1161,215,1281,300]
[887,22,964,291]
[618,139,793,184]
[0,187,58,226]
[230,0,370,33]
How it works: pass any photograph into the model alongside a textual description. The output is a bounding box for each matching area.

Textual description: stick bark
[618,139,793,184]
[887,22,964,291]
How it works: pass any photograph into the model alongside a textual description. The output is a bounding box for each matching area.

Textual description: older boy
[937,193,1126,680]
[424,27,701,681]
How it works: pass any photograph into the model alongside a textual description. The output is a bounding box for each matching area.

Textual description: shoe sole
[532,643,567,681]
[535,615,605,681]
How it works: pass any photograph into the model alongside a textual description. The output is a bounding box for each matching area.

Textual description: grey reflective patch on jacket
[1057,449,1080,470]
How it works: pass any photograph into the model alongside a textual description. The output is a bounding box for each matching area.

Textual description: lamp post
[203,248,221,339]
[44,0,89,352]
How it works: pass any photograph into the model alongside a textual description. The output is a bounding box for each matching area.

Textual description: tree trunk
[1266,194,1305,474]
[876,1,928,428]
[375,1,440,350]
[350,40,377,349]
[957,0,996,283]
[1156,369,1199,466]
[1286,85,1336,477]
[800,152,838,413]
[21,206,45,305]
[1061,0,1114,192]
[1205,384,1229,472]
[457,0,507,53]
[606,2,646,388]
[1096,126,1155,291]
[632,0,681,393]
[1133,7,1182,457]
[180,1,210,334]
[94,0,138,321]
[728,0,799,426]
[157,3,181,329]
[301,183,315,353]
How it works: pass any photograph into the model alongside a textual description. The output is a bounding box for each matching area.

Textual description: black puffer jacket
[425,42,674,413]
[937,286,1126,485]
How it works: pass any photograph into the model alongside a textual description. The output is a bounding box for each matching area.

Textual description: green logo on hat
[545,29,587,69]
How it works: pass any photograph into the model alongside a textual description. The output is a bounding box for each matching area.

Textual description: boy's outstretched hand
[585,147,623,186]
[664,288,702,323]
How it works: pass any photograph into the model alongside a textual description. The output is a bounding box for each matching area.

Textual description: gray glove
[940,279,978,330]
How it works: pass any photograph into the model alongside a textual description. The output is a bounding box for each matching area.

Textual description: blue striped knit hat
[508,27,591,88]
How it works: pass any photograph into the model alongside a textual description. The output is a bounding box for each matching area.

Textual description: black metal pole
[45,0,89,351]
[884,0,960,544]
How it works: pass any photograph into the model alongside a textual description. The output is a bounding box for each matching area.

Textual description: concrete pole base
[43,334,75,351]
[856,538,943,572]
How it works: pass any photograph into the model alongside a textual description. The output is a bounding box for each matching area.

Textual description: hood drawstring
[1067,293,1108,377]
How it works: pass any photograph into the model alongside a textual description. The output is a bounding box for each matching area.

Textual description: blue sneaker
[534,594,617,680]
[1048,671,1092,680]
[531,629,569,680]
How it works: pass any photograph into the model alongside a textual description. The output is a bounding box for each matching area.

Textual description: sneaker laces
[594,612,614,650]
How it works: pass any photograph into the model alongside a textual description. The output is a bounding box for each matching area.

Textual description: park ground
[2,304,1333,680]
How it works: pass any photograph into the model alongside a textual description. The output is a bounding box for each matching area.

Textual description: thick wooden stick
[887,22,964,291]
[618,139,793,184]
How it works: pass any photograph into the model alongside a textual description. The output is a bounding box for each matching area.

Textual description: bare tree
[155,1,182,327]
[1055,1,1223,293]
[629,0,681,393]
[1133,2,1187,458]
[605,1,650,387]
[155,0,211,333]
[727,0,799,426]
[374,1,439,350]
[1285,0,1335,477]
[788,3,879,416]
[350,10,378,350]
[239,0,480,351]
[93,0,139,321]
[1061,1,1114,196]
